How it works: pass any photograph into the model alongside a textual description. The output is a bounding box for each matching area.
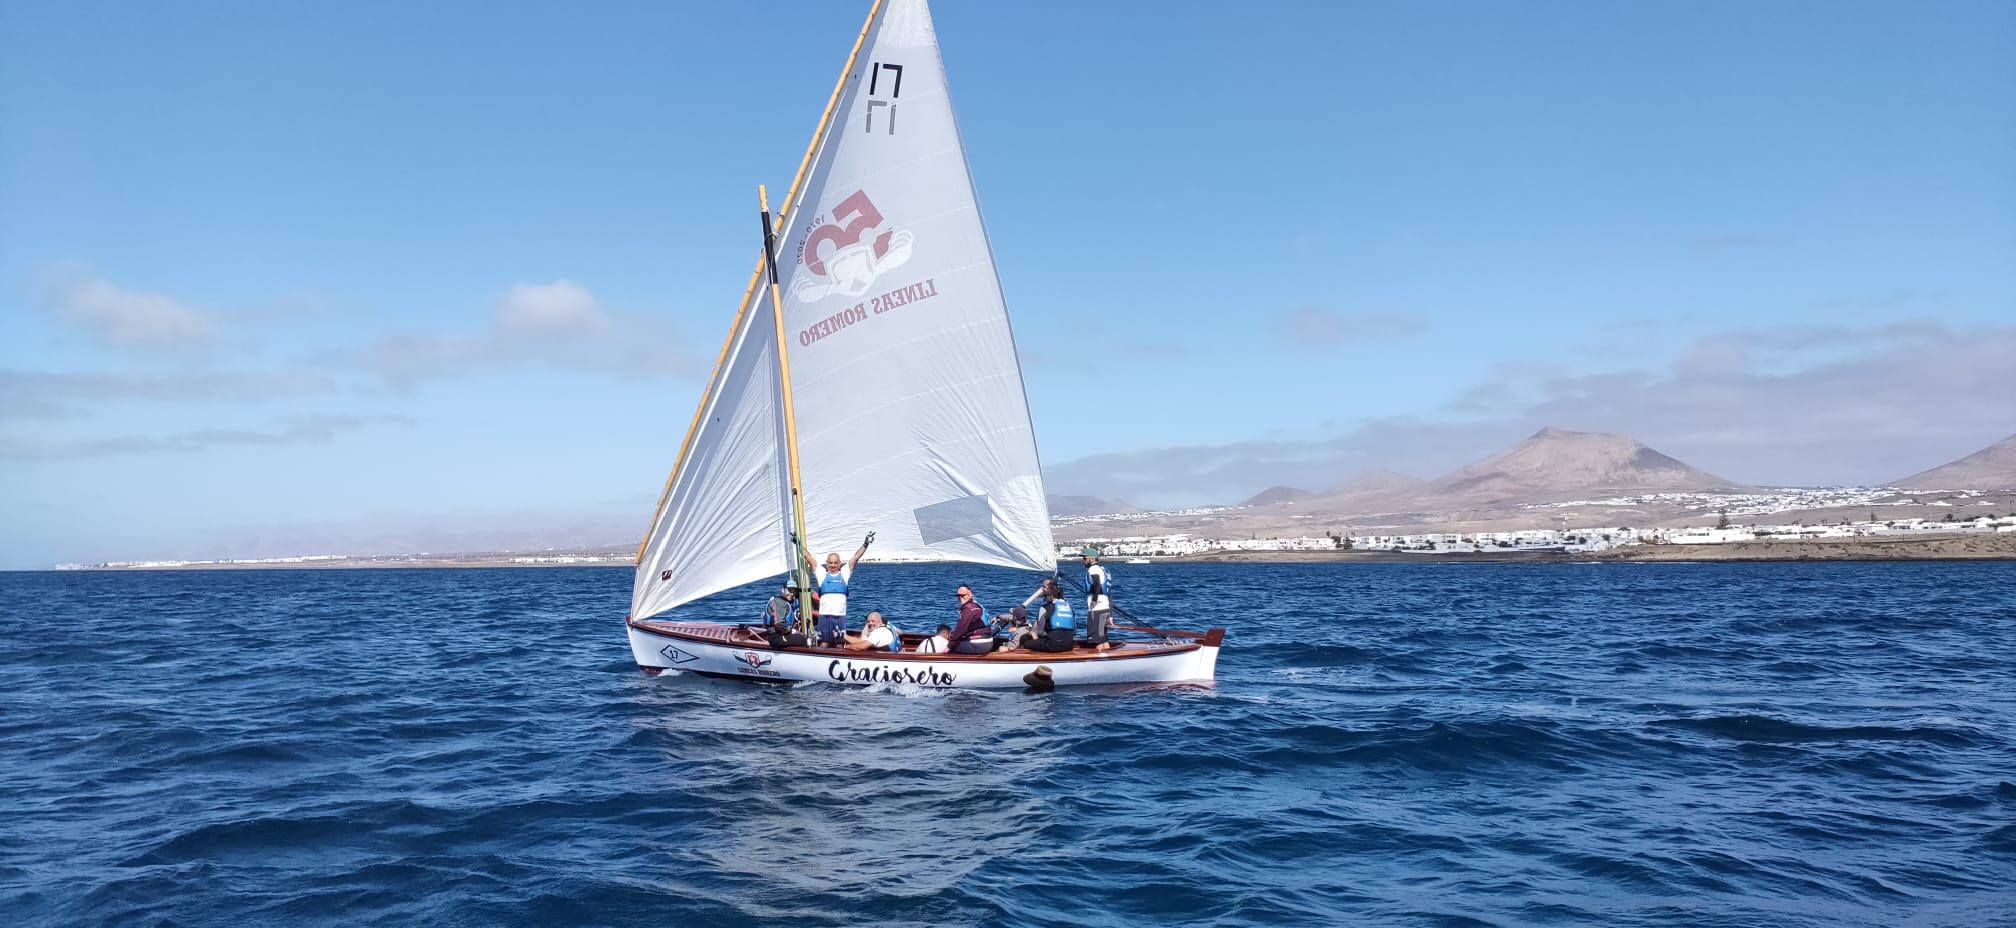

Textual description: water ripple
[3,562,2014,926]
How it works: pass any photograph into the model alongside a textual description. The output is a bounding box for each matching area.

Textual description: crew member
[802,533,872,647]
[1021,578,1076,653]
[841,611,896,651]
[1081,547,1114,651]
[765,585,799,629]
[762,586,807,649]
[946,585,994,654]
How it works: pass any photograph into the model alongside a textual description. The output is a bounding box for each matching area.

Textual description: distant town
[1056,512,2016,558]
[55,489,2016,570]
[51,427,2016,569]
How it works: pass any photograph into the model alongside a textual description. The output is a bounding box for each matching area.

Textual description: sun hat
[1022,665,1054,687]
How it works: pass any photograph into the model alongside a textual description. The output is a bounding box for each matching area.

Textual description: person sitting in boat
[801,532,872,647]
[761,587,808,649]
[840,611,896,651]
[1081,547,1115,651]
[916,623,954,654]
[991,606,1034,650]
[1020,578,1077,653]
[945,585,995,654]
[765,585,800,629]
[764,623,808,649]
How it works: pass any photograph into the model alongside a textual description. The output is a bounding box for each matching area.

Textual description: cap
[1080,546,1101,558]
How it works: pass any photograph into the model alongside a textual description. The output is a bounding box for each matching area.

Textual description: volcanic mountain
[1892,433,2016,490]
[1425,427,1743,502]
[1240,486,1314,506]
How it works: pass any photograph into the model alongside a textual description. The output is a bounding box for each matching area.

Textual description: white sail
[631,301,790,620]
[771,0,1054,572]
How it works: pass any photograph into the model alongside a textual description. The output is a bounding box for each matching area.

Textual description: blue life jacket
[1051,598,1077,631]
[886,627,904,653]
[814,569,851,618]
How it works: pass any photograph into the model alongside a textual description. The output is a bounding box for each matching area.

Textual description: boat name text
[827,659,957,687]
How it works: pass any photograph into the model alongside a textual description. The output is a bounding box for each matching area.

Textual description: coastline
[1159,550,1569,564]
[1578,532,2016,562]
[46,531,2016,571]
[1156,531,2016,564]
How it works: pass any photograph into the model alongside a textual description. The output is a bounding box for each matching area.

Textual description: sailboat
[622,0,1224,687]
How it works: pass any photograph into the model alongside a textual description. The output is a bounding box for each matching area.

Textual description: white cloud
[1272,306,1429,347]
[1044,418,1515,508]
[0,369,336,421]
[0,414,409,460]
[495,280,609,335]
[1502,321,2016,484]
[361,280,689,385]
[36,268,218,350]
[1045,319,2016,503]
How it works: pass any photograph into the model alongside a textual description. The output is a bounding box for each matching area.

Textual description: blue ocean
[3,562,2013,926]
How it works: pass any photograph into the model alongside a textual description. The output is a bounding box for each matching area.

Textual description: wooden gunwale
[626,617,1220,664]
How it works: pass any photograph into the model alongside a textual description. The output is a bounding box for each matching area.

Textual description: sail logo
[793,189,913,303]
[733,649,778,677]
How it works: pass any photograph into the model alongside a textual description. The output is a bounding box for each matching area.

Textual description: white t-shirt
[811,564,853,617]
[1086,564,1111,612]
[863,624,894,648]
[918,634,949,654]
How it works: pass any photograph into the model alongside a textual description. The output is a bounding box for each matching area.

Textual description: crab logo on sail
[793,189,913,303]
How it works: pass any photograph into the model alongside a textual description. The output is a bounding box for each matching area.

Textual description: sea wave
[4,562,2014,927]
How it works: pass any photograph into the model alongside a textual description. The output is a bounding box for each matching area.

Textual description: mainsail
[772,0,1053,572]
[632,0,1053,621]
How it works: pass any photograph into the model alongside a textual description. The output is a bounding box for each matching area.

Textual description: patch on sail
[914,493,993,545]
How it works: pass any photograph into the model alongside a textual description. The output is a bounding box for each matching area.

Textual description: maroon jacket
[947,598,988,643]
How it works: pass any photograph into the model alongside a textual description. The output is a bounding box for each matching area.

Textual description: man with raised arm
[802,532,872,647]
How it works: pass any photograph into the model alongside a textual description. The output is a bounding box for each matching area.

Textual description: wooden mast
[760,185,815,632]
[634,0,887,567]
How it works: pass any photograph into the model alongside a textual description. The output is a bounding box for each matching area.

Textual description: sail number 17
[865,61,902,135]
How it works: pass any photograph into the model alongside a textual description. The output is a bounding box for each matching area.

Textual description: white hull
[626,620,1220,689]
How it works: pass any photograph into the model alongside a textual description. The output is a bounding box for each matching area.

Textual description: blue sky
[3,0,2014,567]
